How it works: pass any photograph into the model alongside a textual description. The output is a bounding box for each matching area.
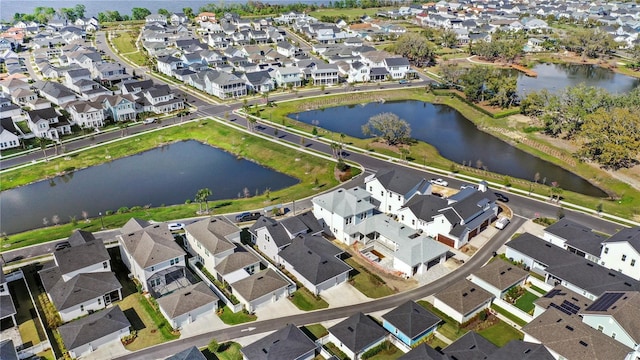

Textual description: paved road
[114,215,525,360]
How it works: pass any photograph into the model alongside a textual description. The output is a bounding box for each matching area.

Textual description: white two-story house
[312,187,376,245]
[364,168,431,213]
[184,216,240,274]
[66,100,105,129]
[600,227,640,281]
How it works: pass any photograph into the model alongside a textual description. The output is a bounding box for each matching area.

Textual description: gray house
[241,324,317,360]
[327,312,388,360]
[157,282,219,330]
[165,346,207,360]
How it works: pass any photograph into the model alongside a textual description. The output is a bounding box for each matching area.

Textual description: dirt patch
[459,244,477,256]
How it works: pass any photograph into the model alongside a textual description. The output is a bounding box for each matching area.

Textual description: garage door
[427,258,441,270]
[437,234,455,247]
[469,228,478,238]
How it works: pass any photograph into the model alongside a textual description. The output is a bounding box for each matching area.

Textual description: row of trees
[439,64,519,108]
[521,85,640,169]
[560,27,618,59]
[471,39,526,62]
[13,5,85,23]
[392,32,436,66]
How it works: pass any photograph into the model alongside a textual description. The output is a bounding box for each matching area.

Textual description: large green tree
[131,8,151,20]
[392,32,435,66]
[362,113,411,145]
[580,107,640,169]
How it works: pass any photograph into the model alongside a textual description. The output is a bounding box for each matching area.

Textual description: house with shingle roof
[230,268,293,313]
[38,81,77,105]
[97,93,136,122]
[327,312,388,360]
[0,339,19,360]
[442,331,498,359]
[157,282,218,330]
[532,285,593,318]
[312,187,376,246]
[397,343,446,360]
[278,234,351,295]
[241,324,317,360]
[66,100,105,129]
[505,232,579,274]
[118,221,187,294]
[250,212,322,263]
[382,300,442,346]
[58,306,130,358]
[0,264,17,328]
[26,107,72,140]
[522,307,632,360]
[184,216,240,272]
[486,340,554,360]
[214,250,261,284]
[165,346,207,360]
[600,226,640,281]
[580,291,640,349]
[0,117,20,150]
[364,168,432,213]
[542,218,605,263]
[433,278,494,323]
[469,258,529,298]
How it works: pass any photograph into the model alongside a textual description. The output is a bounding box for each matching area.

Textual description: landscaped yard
[417,301,467,341]
[514,291,539,314]
[289,288,329,311]
[119,293,179,351]
[490,304,528,327]
[345,258,395,298]
[477,320,524,347]
[426,335,449,351]
[202,342,242,360]
[367,342,404,360]
[301,324,329,340]
[218,306,257,325]
[7,278,46,348]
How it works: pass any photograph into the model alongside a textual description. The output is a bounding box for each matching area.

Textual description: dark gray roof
[398,343,446,360]
[215,251,260,276]
[384,57,410,67]
[447,190,496,221]
[402,194,449,221]
[506,232,579,268]
[546,258,640,297]
[166,346,206,360]
[66,230,96,246]
[122,79,154,93]
[442,331,498,360]
[328,312,387,353]
[0,339,18,360]
[27,107,59,122]
[249,216,277,237]
[280,216,310,236]
[121,218,151,234]
[582,291,640,342]
[486,340,554,360]
[241,324,316,360]
[165,346,206,360]
[0,294,16,320]
[604,226,640,251]
[232,268,289,302]
[278,234,351,285]
[58,306,130,351]
[371,168,429,195]
[544,218,605,256]
[0,117,19,135]
[54,238,109,275]
[39,268,121,310]
[156,282,218,319]
[38,81,76,99]
[382,301,441,339]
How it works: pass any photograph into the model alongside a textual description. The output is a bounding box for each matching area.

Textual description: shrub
[362,341,391,359]
[336,159,349,172]
[117,207,130,214]
[208,339,220,353]
[130,206,143,211]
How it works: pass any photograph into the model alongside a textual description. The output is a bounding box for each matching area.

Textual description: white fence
[493,298,533,323]
[5,269,24,282]
[387,335,411,354]
[18,341,51,359]
[187,258,244,313]
[527,276,553,293]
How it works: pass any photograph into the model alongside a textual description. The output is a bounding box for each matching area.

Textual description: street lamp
[99,212,105,230]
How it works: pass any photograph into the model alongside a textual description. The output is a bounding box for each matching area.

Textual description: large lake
[292,101,607,197]
[0,141,298,235]
[516,63,640,95]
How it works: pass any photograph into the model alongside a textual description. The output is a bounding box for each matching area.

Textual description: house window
[604,247,609,254]
[412,219,415,226]
[389,192,392,198]
[398,195,401,201]
[388,205,391,211]
[612,332,616,339]
[597,325,603,332]
[151,266,155,272]
[632,259,636,267]
[0,285,4,292]
[401,215,405,221]
[205,249,210,257]
[103,261,108,269]
[80,305,84,312]
[622,255,627,262]
[369,186,372,192]
[380,191,384,196]
[98,298,101,305]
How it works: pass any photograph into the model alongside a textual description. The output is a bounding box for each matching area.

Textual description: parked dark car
[235,212,262,222]
[55,241,71,251]
[494,192,509,202]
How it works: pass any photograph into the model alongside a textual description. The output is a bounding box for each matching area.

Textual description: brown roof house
[468,258,529,298]
[433,278,494,324]
[522,307,633,360]
[230,268,294,313]
[580,291,640,350]
[157,282,219,330]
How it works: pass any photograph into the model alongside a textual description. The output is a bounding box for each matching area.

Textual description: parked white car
[431,178,448,187]
[167,222,185,231]
[495,217,510,230]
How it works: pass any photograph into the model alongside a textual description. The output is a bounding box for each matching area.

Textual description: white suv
[495,217,510,230]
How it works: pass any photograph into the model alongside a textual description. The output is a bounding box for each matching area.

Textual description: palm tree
[195,188,213,213]
[36,136,50,161]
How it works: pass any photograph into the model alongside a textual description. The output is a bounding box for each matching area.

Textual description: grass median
[2,119,340,249]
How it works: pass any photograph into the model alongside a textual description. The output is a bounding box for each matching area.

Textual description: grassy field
[2,119,339,249]
[308,7,393,20]
[426,336,449,351]
[290,288,329,311]
[218,306,257,325]
[529,284,547,295]
[477,320,524,347]
[514,291,539,314]
[345,258,395,298]
[110,29,147,66]
[202,342,243,360]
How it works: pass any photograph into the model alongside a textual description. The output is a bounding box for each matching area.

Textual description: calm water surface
[0,141,298,234]
[293,101,607,197]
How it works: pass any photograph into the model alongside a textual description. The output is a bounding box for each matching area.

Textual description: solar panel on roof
[585,292,624,312]
[560,300,580,314]
[550,303,573,316]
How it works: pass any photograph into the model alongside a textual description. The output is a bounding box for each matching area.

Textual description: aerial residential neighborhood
[2,1,640,360]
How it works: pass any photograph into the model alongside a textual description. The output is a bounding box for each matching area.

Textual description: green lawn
[477,320,524,347]
[120,293,179,351]
[111,31,138,53]
[529,284,547,295]
[289,288,329,311]
[426,336,449,351]
[308,7,393,20]
[417,301,467,341]
[7,279,46,347]
[515,291,539,314]
[490,304,528,327]
[302,324,329,340]
[368,343,404,360]
[202,342,243,360]
[345,258,395,298]
[218,306,257,325]
[325,342,349,360]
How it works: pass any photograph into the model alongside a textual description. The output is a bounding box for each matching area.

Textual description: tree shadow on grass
[123,308,146,331]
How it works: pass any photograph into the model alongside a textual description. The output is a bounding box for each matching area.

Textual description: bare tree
[361,112,411,145]
[52,215,60,226]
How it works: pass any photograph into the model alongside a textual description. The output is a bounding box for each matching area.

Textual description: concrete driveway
[321,282,371,308]
[179,311,229,338]
[254,297,304,321]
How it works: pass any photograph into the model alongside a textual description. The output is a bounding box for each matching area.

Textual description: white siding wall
[68,327,130,358]
[582,315,637,349]
[58,297,105,322]
[233,285,288,313]
[433,298,465,324]
[161,301,217,330]
[327,333,357,360]
[468,276,502,299]
[61,262,111,282]
[542,232,567,249]
[600,242,640,281]
[426,215,453,239]
[505,247,536,271]
[255,227,282,262]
